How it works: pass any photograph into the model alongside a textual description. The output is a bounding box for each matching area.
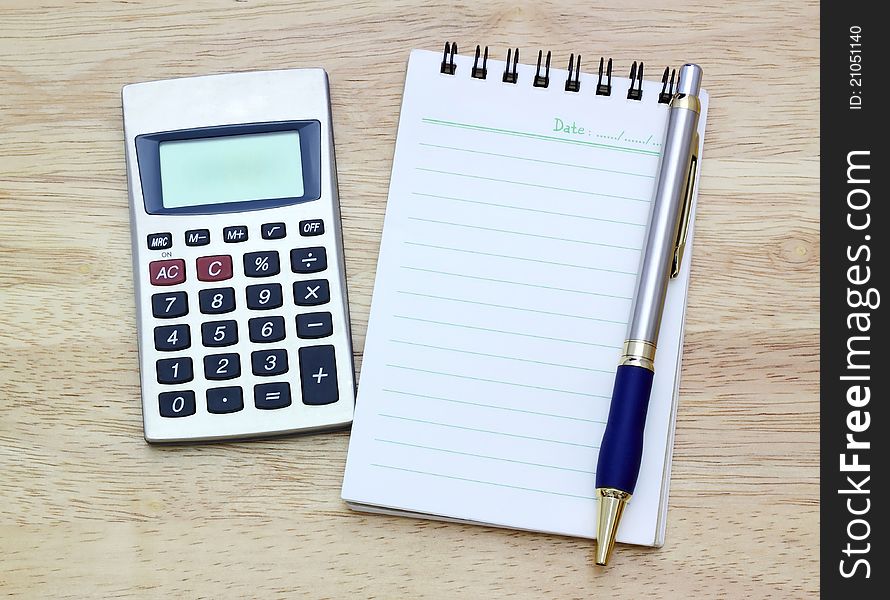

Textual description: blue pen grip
[595,365,655,494]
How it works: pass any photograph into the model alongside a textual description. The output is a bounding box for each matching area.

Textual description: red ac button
[149,259,186,286]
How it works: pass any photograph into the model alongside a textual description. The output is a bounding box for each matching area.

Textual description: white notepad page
[342,49,709,546]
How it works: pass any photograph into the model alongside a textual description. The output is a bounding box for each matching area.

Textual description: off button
[299,219,324,236]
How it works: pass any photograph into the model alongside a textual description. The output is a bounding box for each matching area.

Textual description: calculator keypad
[144,220,345,425]
[299,345,338,405]
[251,349,289,376]
[150,259,186,286]
[154,324,191,351]
[196,255,233,282]
[157,357,193,384]
[246,283,283,310]
[291,247,327,273]
[199,287,236,314]
[158,391,196,417]
[152,291,189,318]
[248,316,286,343]
[206,386,244,414]
[204,353,241,380]
[244,251,280,277]
[296,312,333,339]
[201,320,239,347]
[254,382,292,409]
[294,279,330,306]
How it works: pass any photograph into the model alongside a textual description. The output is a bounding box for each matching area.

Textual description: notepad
[342,48,709,546]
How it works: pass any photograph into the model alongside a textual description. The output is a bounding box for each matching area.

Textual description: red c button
[196,255,233,282]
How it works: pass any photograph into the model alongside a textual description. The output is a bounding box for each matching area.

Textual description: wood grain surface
[0,1,819,597]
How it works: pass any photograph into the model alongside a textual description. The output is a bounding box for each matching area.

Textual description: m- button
[149,259,186,286]
[196,255,233,282]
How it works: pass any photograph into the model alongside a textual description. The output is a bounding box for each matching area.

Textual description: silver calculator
[122,69,355,442]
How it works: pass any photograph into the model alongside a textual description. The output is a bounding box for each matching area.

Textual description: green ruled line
[389,339,614,374]
[395,291,627,325]
[421,117,661,157]
[406,216,641,252]
[416,167,650,204]
[417,142,656,179]
[386,364,610,399]
[370,464,596,500]
[400,265,633,300]
[378,413,601,448]
[392,314,621,350]
[375,439,596,474]
[403,240,638,276]
[411,192,647,228]
[382,388,607,424]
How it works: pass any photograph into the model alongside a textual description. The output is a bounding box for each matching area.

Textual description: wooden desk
[0,1,819,597]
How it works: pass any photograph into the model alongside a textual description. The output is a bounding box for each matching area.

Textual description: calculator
[122,69,355,443]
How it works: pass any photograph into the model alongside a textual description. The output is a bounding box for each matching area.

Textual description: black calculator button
[204,353,241,380]
[298,345,339,405]
[251,349,289,376]
[201,320,238,347]
[249,316,286,343]
[299,219,324,236]
[147,232,172,250]
[152,291,188,319]
[185,229,210,246]
[296,312,333,338]
[254,382,292,409]
[158,391,196,418]
[261,222,286,239]
[206,386,244,414]
[154,324,191,351]
[291,247,327,273]
[294,279,330,306]
[156,357,193,384]
[223,225,249,243]
[243,250,280,277]
[199,287,236,314]
[246,283,283,310]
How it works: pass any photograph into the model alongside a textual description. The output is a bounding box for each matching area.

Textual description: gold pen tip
[594,488,632,566]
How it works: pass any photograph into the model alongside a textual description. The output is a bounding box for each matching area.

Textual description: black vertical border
[821,2,887,596]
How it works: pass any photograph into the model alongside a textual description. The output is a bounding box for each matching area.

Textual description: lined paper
[342,49,709,546]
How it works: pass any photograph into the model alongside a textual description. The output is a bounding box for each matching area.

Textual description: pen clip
[670,131,699,278]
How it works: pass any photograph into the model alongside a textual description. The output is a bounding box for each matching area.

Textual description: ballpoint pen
[594,63,703,566]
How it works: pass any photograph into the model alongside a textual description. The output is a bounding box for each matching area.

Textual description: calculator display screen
[158,131,304,208]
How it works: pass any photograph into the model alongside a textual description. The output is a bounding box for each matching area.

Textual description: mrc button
[147,232,172,250]
[299,219,324,236]
[149,259,186,286]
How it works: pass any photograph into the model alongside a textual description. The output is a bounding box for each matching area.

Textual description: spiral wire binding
[472,45,489,79]
[440,41,457,75]
[438,43,671,106]
[533,50,551,88]
[502,48,519,83]
[627,61,644,100]
[658,67,676,104]
[565,53,581,92]
[597,57,613,96]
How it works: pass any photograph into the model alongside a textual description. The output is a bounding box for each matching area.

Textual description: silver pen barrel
[623,64,702,366]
